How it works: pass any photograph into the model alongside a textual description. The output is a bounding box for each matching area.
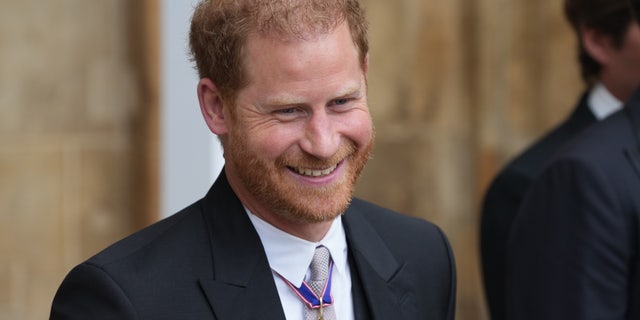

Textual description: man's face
[223,22,373,230]
[606,21,640,100]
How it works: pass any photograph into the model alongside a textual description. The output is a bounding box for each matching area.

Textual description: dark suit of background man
[506,1,640,318]
[480,0,640,318]
[49,0,456,319]
[507,88,640,318]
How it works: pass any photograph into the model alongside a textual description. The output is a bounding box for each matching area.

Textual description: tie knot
[309,245,331,282]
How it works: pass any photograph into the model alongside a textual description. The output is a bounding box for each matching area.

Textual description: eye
[334,98,349,105]
[330,97,355,111]
[276,108,297,115]
[271,107,305,121]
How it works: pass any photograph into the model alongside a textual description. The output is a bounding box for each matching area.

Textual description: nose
[300,110,340,159]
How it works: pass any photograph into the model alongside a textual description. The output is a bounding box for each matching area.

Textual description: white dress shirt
[247,210,354,320]
[588,82,623,121]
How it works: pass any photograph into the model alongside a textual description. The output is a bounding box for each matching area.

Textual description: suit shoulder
[499,97,593,178]
[52,200,216,319]
[348,198,448,243]
[558,109,632,162]
[349,198,430,223]
[510,121,590,179]
[85,201,205,268]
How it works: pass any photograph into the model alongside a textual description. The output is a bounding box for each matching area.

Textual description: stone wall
[358,0,581,318]
[0,0,581,319]
[0,1,155,319]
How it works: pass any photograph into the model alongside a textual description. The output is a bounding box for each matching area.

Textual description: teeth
[294,164,338,177]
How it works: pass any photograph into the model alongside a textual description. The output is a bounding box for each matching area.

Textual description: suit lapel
[342,206,413,320]
[197,172,286,320]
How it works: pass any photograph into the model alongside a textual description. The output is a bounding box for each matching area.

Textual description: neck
[288,221,334,242]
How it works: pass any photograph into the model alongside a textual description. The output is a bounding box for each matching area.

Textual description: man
[49,0,456,319]
[506,1,640,318]
[480,0,640,318]
[506,89,640,318]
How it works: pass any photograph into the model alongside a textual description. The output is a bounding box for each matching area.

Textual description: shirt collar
[588,82,623,120]
[246,209,349,287]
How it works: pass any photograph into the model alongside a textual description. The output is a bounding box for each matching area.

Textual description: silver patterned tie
[305,246,337,320]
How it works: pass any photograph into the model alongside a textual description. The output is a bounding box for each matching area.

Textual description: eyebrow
[263,82,363,107]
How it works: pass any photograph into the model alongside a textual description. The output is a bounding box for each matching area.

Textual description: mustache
[275,141,358,169]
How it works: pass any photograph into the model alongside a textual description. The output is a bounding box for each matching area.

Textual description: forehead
[242,23,362,83]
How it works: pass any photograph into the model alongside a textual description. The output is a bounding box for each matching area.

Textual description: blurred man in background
[481,0,640,318]
[507,87,640,318]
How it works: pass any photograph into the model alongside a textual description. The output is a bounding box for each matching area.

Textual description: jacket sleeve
[50,263,138,320]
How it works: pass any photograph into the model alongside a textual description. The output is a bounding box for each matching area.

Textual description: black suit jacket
[506,89,640,319]
[480,93,597,320]
[50,171,456,320]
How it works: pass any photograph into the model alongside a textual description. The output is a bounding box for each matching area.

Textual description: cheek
[634,47,640,69]
[343,113,373,147]
[248,126,301,160]
[625,31,640,70]
[622,50,640,82]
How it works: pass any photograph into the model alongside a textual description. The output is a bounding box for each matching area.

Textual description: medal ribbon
[280,261,334,309]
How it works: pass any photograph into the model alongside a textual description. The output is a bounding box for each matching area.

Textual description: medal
[318,297,324,320]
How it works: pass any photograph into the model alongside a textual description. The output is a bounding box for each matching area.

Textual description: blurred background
[0,0,582,319]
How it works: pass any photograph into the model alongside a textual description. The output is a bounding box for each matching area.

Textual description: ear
[581,27,615,66]
[197,78,229,135]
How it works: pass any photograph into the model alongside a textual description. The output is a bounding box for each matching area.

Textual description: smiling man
[49,1,456,319]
